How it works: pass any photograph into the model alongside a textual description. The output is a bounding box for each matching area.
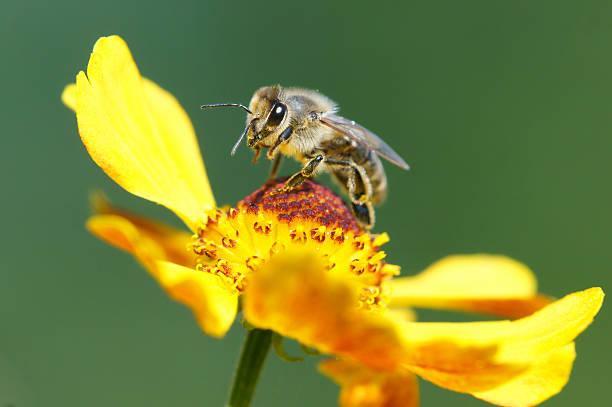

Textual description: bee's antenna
[201,103,253,115]
[231,118,258,156]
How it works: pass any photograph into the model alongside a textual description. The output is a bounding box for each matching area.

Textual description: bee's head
[200,85,289,157]
[246,85,289,149]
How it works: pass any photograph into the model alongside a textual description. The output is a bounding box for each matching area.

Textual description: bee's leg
[252,146,262,164]
[326,158,374,228]
[269,154,283,180]
[350,199,375,229]
[345,169,375,229]
[276,154,324,193]
[266,126,294,160]
[325,158,373,204]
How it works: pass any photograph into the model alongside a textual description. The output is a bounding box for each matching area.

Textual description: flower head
[63,36,603,407]
[192,178,397,309]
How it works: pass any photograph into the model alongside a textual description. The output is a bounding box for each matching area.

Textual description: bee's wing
[319,113,410,170]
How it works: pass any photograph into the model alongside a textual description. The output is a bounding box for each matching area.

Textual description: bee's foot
[270,186,292,195]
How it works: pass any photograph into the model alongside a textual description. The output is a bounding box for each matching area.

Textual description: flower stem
[226,329,273,407]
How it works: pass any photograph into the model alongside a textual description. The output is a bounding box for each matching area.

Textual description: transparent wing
[319,113,410,170]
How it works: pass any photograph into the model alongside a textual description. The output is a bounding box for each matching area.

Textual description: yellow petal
[242,249,603,396]
[87,212,195,268]
[390,255,550,318]
[67,36,214,230]
[399,287,603,393]
[319,359,419,407]
[243,250,523,387]
[386,307,418,323]
[242,250,407,370]
[155,261,238,338]
[392,255,537,298]
[61,83,76,110]
[86,213,237,337]
[473,343,576,407]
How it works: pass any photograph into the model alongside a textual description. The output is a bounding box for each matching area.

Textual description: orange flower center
[192,179,399,308]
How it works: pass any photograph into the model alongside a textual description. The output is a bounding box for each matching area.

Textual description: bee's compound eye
[266,102,287,128]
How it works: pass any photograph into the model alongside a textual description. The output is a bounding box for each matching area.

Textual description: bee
[202,85,409,229]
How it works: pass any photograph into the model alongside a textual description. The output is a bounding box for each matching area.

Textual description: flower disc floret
[192,179,399,307]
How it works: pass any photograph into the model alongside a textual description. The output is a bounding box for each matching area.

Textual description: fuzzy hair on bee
[201,85,409,229]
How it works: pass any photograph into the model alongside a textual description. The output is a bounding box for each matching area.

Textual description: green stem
[225,329,273,407]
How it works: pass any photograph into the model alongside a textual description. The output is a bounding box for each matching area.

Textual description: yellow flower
[62,36,603,407]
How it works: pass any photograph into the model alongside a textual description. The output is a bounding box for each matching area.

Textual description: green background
[2,0,610,406]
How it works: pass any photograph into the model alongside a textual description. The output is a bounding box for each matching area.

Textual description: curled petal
[390,255,550,318]
[154,261,238,338]
[319,359,419,407]
[473,343,576,406]
[87,214,174,265]
[243,250,524,386]
[88,194,195,267]
[242,250,603,399]
[64,36,215,230]
[242,251,406,370]
[87,214,237,337]
[399,287,603,394]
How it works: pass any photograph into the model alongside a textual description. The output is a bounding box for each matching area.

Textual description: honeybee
[202,85,409,229]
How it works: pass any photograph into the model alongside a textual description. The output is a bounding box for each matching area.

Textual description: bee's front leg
[252,145,262,163]
[268,154,283,180]
[274,154,324,193]
[266,126,294,160]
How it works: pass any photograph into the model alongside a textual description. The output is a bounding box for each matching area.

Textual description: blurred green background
[1,0,610,406]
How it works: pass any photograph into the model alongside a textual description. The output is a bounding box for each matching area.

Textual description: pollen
[192,179,399,308]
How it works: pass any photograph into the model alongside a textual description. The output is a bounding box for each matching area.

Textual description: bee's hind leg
[346,170,375,229]
[350,200,375,229]
[276,154,324,193]
[325,158,373,203]
[326,158,375,229]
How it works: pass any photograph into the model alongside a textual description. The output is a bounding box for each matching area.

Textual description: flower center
[192,179,399,308]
